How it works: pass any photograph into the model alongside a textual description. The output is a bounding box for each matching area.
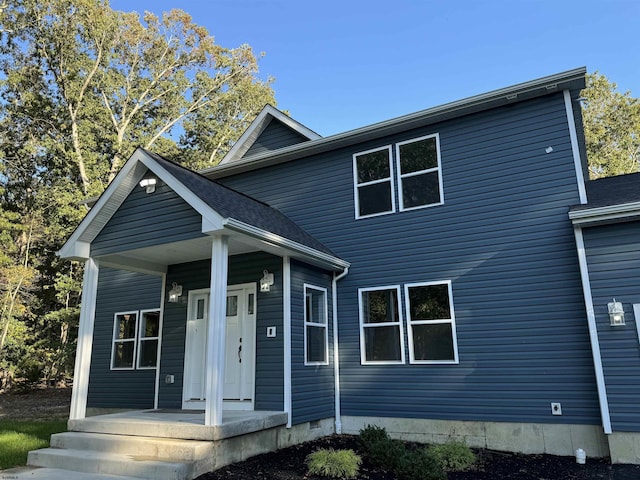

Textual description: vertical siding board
[290,260,334,424]
[244,120,311,157]
[87,267,162,409]
[583,221,640,432]
[157,252,284,411]
[91,174,204,256]
[218,93,601,425]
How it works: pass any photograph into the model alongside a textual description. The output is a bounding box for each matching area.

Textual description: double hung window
[353,146,395,218]
[359,286,404,364]
[304,285,329,365]
[111,309,161,370]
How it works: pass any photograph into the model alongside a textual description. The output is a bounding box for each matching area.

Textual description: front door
[182,284,256,410]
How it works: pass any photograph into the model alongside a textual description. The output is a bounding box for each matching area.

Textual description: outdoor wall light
[139,178,157,193]
[260,270,274,292]
[608,299,625,326]
[167,282,183,303]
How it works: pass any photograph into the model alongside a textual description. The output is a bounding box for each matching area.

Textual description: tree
[582,73,640,179]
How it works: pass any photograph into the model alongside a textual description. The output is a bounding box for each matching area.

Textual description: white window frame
[110,310,139,371]
[304,284,329,366]
[136,309,161,370]
[404,280,459,365]
[353,145,396,219]
[395,133,444,212]
[358,285,405,365]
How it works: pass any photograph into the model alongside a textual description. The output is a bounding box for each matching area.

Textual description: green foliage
[358,424,390,449]
[306,448,362,479]
[0,420,67,469]
[396,448,446,480]
[426,440,476,472]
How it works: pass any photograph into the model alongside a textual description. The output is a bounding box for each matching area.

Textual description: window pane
[141,311,160,338]
[364,326,401,362]
[196,299,205,319]
[306,289,326,324]
[356,149,390,183]
[113,341,135,368]
[116,313,137,340]
[358,182,392,216]
[138,339,158,367]
[226,295,238,316]
[402,171,440,208]
[399,137,438,174]
[408,284,450,320]
[412,323,454,361]
[363,289,399,324]
[248,293,254,314]
[306,325,326,363]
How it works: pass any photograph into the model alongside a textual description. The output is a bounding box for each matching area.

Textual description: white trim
[634,304,640,345]
[353,145,396,219]
[136,308,161,370]
[358,285,405,365]
[395,133,445,212]
[569,202,640,226]
[219,105,321,165]
[332,267,349,434]
[110,310,139,371]
[205,235,229,426]
[404,280,459,365]
[563,89,588,205]
[573,227,612,434]
[95,256,167,276]
[283,256,292,428]
[69,258,99,420]
[303,284,329,366]
[154,274,167,409]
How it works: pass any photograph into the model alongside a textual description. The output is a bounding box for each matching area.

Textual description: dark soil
[196,434,640,480]
[0,386,71,420]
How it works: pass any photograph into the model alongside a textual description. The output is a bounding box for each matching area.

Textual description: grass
[0,420,67,469]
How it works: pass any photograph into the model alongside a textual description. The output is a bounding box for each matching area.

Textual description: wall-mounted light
[260,270,274,292]
[168,282,183,303]
[139,178,157,194]
[608,299,625,326]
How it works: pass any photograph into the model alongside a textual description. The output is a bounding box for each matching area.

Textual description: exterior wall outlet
[165,374,175,384]
[551,402,562,415]
[267,326,276,338]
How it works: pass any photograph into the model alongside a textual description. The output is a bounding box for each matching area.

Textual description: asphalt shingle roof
[571,172,640,211]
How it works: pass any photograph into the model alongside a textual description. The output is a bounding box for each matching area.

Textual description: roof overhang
[569,201,640,226]
[203,67,587,179]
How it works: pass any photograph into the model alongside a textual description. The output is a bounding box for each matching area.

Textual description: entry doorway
[182,283,256,410]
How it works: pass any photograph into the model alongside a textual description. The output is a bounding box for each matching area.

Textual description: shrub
[396,448,446,480]
[426,440,476,472]
[306,448,362,479]
[358,424,404,470]
[358,424,389,449]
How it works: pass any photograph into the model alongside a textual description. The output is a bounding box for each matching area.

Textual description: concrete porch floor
[69,409,289,441]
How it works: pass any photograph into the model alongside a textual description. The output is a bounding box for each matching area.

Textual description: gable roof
[219,105,321,165]
[58,148,348,270]
[203,67,587,180]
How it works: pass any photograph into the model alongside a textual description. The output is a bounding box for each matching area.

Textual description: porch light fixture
[167,282,183,303]
[260,270,274,292]
[139,178,157,194]
[608,299,625,326]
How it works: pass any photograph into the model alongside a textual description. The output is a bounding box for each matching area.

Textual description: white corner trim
[154,274,167,409]
[563,90,588,205]
[69,258,99,420]
[283,256,292,428]
[573,227,612,434]
[634,304,640,345]
[332,267,349,434]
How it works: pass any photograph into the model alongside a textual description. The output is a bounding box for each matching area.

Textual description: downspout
[332,267,349,434]
[573,226,612,434]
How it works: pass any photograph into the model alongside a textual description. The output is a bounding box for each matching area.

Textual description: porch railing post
[205,235,228,426]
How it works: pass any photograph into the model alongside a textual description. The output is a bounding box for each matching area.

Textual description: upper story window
[396,134,443,211]
[359,286,404,364]
[353,146,395,218]
[304,284,329,365]
[353,134,443,218]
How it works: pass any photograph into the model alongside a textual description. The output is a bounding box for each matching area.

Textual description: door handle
[238,344,242,363]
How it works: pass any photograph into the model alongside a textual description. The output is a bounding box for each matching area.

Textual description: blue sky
[110,0,639,136]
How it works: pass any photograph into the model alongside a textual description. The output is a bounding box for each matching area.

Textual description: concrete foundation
[341,416,610,458]
[608,432,640,464]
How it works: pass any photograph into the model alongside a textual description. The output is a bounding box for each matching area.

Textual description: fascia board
[569,201,640,226]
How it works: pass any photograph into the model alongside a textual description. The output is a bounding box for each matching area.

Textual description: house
[27,67,640,478]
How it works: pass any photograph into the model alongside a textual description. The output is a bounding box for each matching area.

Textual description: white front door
[182,284,256,410]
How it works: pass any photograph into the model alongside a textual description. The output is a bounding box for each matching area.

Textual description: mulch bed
[0,387,72,421]
[197,434,640,480]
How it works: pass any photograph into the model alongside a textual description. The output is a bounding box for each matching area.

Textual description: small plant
[396,448,446,480]
[306,448,362,479]
[426,440,476,472]
[358,424,390,449]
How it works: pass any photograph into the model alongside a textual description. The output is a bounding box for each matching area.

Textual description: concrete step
[5,466,141,479]
[27,448,193,480]
[50,431,215,462]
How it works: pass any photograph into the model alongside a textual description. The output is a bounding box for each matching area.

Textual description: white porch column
[69,258,99,420]
[205,235,229,426]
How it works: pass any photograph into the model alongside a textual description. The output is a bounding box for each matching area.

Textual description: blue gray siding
[158,252,284,410]
[218,92,601,426]
[87,267,162,409]
[290,260,334,424]
[91,173,204,257]
[244,119,310,158]
[583,221,640,432]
